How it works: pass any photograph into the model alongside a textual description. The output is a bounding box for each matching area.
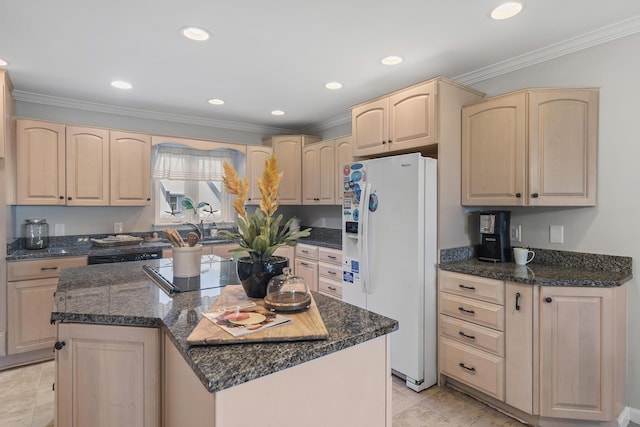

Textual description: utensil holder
[173,244,203,278]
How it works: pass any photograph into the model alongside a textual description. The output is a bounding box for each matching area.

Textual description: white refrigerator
[341,153,437,392]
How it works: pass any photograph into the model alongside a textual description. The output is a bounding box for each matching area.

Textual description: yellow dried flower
[258,154,283,217]
[222,161,248,218]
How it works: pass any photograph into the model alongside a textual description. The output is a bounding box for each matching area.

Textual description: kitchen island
[51,258,397,427]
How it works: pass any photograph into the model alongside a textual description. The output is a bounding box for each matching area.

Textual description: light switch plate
[510,225,521,243]
[550,225,564,244]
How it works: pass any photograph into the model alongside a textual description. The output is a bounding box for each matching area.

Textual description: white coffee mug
[513,247,535,265]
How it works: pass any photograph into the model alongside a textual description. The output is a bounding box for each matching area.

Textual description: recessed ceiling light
[110,80,132,90]
[181,26,210,41]
[208,98,225,105]
[490,2,523,19]
[381,56,403,66]
[271,110,285,116]
[325,81,343,90]
[0,58,7,67]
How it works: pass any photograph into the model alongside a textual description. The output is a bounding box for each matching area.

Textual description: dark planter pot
[236,256,289,298]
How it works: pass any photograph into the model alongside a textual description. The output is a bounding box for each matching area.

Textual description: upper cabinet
[302,136,353,206]
[246,145,273,204]
[351,81,437,156]
[461,88,598,206]
[1,70,14,159]
[17,119,152,206]
[262,135,321,205]
[110,131,151,206]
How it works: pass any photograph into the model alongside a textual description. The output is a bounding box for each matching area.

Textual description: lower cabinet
[318,247,342,299]
[7,257,87,355]
[438,270,627,426]
[294,243,319,292]
[55,323,160,427]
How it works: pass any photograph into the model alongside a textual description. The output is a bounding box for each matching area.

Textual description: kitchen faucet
[184,221,206,240]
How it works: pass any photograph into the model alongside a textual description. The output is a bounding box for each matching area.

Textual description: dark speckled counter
[439,247,632,287]
[51,259,395,393]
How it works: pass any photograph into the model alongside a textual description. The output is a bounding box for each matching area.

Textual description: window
[152,145,242,224]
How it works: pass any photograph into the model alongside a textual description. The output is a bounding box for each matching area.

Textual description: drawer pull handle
[41,267,59,271]
[328,286,337,291]
[458,363,476,372]
[301,250,309,254]
[327,270,337,275]
[458,307,475,315]
[458,331,476,340]
[300,262,309,266]
[327,255,337,259]
[458,284,476,291]
[515,292,521,311]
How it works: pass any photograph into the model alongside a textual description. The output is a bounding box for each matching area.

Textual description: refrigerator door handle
[360,182,371,294]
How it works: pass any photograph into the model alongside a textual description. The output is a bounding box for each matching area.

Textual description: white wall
[467,33,640,410]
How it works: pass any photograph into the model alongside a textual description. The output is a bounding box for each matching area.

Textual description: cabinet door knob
[67,197,72,200]
[59,196,64,200]
[54,341,66,351]
[532,193,539,198]
[515,193,522,198]
[146,197,151,201]
[381,140,387,145]
[544,297,553,303]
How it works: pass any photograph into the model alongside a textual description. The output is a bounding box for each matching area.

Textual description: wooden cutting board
[186,285,328,345]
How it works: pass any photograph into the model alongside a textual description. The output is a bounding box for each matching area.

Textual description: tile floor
[1,361,638,427]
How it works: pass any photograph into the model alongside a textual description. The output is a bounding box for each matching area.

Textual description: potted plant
[218,153,311,298]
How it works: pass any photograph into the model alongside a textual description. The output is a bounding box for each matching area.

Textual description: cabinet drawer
[440,315,504,356]
[318,247,341,265]
[319,277,342,299]
[8,256,87,281]
[439,271,504,304]
[318,262,341,280]
[440,293,504,331]
[440,337,504,400]
[296,243,318,260]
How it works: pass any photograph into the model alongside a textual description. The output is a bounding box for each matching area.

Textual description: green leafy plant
[218,153,311,262]
[181,198,211,216]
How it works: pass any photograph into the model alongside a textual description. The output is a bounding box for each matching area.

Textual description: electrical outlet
[510,225,522,243]
[550,225,564,244]
[114,223,123,233]
[54,224,65,236]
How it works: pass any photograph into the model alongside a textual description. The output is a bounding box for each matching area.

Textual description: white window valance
[152,146,233,181]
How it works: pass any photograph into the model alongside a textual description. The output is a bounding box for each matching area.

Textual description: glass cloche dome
[264,267,311,312]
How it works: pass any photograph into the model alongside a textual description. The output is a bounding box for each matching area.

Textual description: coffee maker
[478,211,511,262]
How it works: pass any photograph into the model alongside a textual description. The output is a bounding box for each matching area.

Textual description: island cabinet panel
[56,323,160,427]
[167,335,390,427]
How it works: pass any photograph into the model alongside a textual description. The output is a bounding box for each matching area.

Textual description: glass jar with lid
[264,267,311,312]
[24,218,49,250]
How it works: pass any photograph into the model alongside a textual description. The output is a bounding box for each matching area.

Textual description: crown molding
[454,15,640,85]
[13,15,640,133]
[12,90,295,135]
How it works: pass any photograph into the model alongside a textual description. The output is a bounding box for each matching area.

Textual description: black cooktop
[143,254,239,294]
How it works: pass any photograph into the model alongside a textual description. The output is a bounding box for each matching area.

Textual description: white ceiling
[2,1,640,133]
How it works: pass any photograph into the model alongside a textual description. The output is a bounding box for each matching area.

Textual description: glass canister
[24,219,49,250]
[264,267,311,312]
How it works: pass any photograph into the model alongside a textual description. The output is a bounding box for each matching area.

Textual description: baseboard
[618,406,640,426]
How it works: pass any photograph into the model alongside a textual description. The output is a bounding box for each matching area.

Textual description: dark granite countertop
[439,247,632,287]
[51,259,396,393]
[7,227,342,260]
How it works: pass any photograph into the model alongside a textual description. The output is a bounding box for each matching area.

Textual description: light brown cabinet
[439,270,627,426]
[16,119,152,206]
[262,135,321,205]
[55,323,160,427]
[461,88,598,206]
[294,243,319,293]
[352,81,437,156]
[0,70,14,159]
[539,285,626,422]
[334,136,353,205]
[318,247,342,300]
[302,140,335,205]
[7,257,87,355]
[246,145,273,203]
